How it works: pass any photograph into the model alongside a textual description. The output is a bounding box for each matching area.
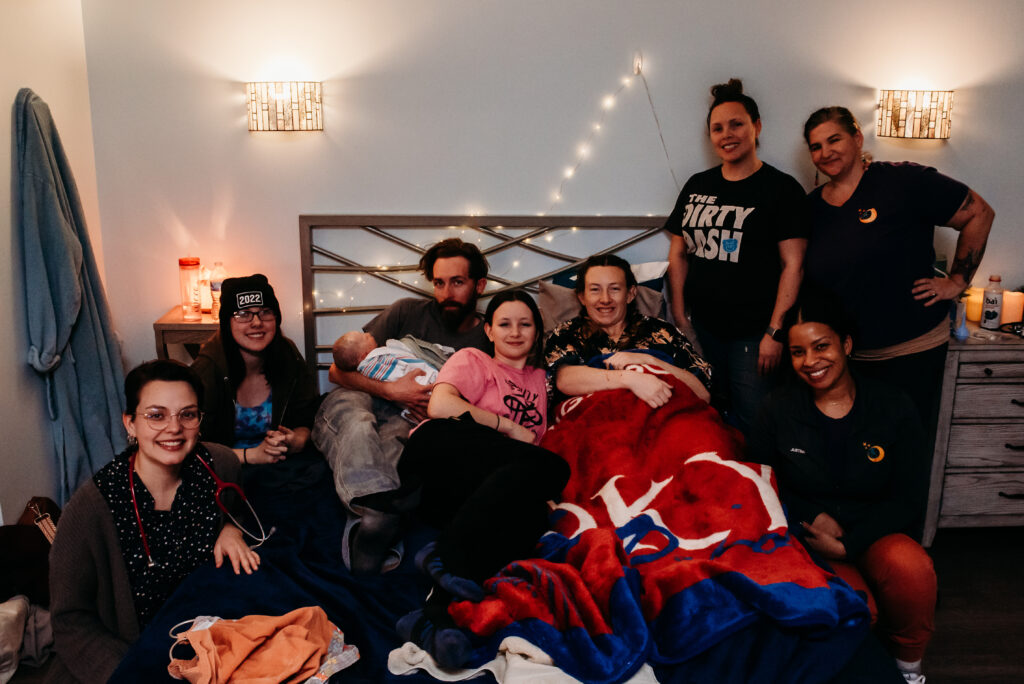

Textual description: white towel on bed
[387,636,659,683]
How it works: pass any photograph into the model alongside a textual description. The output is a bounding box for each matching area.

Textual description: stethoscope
[128,448,272,568]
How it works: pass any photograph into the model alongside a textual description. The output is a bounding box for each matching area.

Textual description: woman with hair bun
[665,78,809,435]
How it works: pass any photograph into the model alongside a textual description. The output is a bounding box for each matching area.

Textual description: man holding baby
[312,238,490,569]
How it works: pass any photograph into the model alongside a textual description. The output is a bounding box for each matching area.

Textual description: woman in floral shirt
[545,254,712,408]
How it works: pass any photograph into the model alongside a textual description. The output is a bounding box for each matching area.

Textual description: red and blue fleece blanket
[450,364,870,683]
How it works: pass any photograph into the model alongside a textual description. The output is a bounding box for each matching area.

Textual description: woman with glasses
[48,360,261,684]
[191,274,320,465]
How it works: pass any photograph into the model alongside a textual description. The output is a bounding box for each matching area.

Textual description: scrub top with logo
[805,161,968,350]
[748,374,930,557]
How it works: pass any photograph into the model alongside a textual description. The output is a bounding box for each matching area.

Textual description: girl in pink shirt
[353,290,569,668]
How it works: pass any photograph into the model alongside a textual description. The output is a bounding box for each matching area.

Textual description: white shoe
[901,671,926,684]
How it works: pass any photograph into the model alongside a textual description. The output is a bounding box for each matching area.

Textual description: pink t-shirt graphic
[436,348,548,441]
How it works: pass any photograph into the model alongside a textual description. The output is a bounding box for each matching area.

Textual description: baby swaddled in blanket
[332,332,453,423]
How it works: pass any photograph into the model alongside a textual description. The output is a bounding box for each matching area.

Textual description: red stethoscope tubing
[127,449,267,567]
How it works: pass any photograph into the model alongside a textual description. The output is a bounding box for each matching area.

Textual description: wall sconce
[246,81,323,132]
[877,90,953,139]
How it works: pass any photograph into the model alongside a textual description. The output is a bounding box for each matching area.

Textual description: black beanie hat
[219,274,282,327]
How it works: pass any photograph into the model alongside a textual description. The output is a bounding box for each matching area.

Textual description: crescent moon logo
[858,208,878,223]
[864,442,885,462]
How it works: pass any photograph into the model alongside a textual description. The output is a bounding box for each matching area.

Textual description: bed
[111,215,903,683]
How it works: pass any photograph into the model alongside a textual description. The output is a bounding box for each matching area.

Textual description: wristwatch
[765,326,785,343]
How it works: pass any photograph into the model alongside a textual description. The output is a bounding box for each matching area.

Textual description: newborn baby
[333,331,442,388]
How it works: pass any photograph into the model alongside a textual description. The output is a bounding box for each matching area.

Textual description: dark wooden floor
[12,526,1023,683]
[926,525,1024,683]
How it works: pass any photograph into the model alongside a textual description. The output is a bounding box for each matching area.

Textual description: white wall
[78,0,1024,367]
[1,0,103,513]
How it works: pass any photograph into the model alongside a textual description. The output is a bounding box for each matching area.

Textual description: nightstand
[924,324,1024,545]
[153,307,219,360]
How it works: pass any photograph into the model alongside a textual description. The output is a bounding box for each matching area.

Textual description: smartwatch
[765,326,785,343]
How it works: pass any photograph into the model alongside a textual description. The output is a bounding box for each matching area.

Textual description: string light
[544,51,678,213]
[546,72,632,212]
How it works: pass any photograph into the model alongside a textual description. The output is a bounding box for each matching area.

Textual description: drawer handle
[998,491,1024,500]
[984,367,994,376]
[1012,399,1024,408]
[1006,443,1024,451]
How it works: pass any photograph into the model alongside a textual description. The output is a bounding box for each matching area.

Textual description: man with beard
[313,238,490,573]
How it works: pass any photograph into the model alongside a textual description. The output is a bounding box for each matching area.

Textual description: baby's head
[333,331,377,371]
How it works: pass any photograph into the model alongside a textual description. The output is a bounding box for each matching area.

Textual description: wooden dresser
[924,324,1024,545]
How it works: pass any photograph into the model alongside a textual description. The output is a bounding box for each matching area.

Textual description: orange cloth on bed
[168,606,334,684]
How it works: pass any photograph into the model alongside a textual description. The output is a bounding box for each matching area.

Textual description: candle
[965,287,984,322]
[1002,291,1024,324]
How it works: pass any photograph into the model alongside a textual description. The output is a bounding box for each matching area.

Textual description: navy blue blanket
[110,455,902,683]
[110,456,471,684]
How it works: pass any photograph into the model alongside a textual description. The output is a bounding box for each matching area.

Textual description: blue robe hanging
[15,87,126,502]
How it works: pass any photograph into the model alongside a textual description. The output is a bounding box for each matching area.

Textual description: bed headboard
[299,214,669,391]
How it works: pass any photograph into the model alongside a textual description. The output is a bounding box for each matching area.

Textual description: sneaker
[341,515,403,574]
[901,671,926,684]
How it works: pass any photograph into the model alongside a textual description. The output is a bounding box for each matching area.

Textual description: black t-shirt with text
[664,163,808,338]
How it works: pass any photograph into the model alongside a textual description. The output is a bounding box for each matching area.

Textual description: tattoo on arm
[950,246,985,283]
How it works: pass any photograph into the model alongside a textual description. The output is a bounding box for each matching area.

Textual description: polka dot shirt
[93,446,222,628]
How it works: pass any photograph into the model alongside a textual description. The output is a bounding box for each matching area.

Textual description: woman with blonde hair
[801,105,994,443]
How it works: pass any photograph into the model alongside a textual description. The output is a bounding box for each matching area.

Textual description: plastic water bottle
[210,261,228,319]
[981,274,1003,330]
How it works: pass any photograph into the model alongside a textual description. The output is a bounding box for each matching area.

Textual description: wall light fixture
[877,89,953,139]
[247,81,323,132]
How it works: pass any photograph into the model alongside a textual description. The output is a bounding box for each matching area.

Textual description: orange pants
[831,533,936,662]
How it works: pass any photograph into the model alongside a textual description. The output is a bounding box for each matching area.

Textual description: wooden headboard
[299,215,669,390]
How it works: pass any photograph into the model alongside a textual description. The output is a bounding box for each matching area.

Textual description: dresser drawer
[947,425,1024,468]
[958,362,1024,380]
[952,384,1024,419]
[940,472,1024,517]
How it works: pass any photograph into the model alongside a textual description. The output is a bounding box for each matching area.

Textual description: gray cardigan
[46,442,239,683]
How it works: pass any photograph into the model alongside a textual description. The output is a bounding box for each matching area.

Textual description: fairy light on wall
[542,52,679,215]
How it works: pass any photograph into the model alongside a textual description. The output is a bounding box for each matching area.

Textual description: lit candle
[1001,291,1024,324]
[965,287,984,322]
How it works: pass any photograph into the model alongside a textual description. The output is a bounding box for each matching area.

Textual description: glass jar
[178,257,202,321]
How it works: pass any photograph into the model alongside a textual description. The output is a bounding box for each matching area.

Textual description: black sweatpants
[391,415,570,583]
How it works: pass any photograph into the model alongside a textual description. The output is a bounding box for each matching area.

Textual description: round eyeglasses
[231,308,275,323]
[135,409,204,430]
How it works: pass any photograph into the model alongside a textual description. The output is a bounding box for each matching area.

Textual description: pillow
[538,273,667,333]
[538,281,581,333]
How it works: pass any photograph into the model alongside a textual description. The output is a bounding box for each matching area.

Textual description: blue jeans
[692,321,780,438]
[312,388,412,513]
